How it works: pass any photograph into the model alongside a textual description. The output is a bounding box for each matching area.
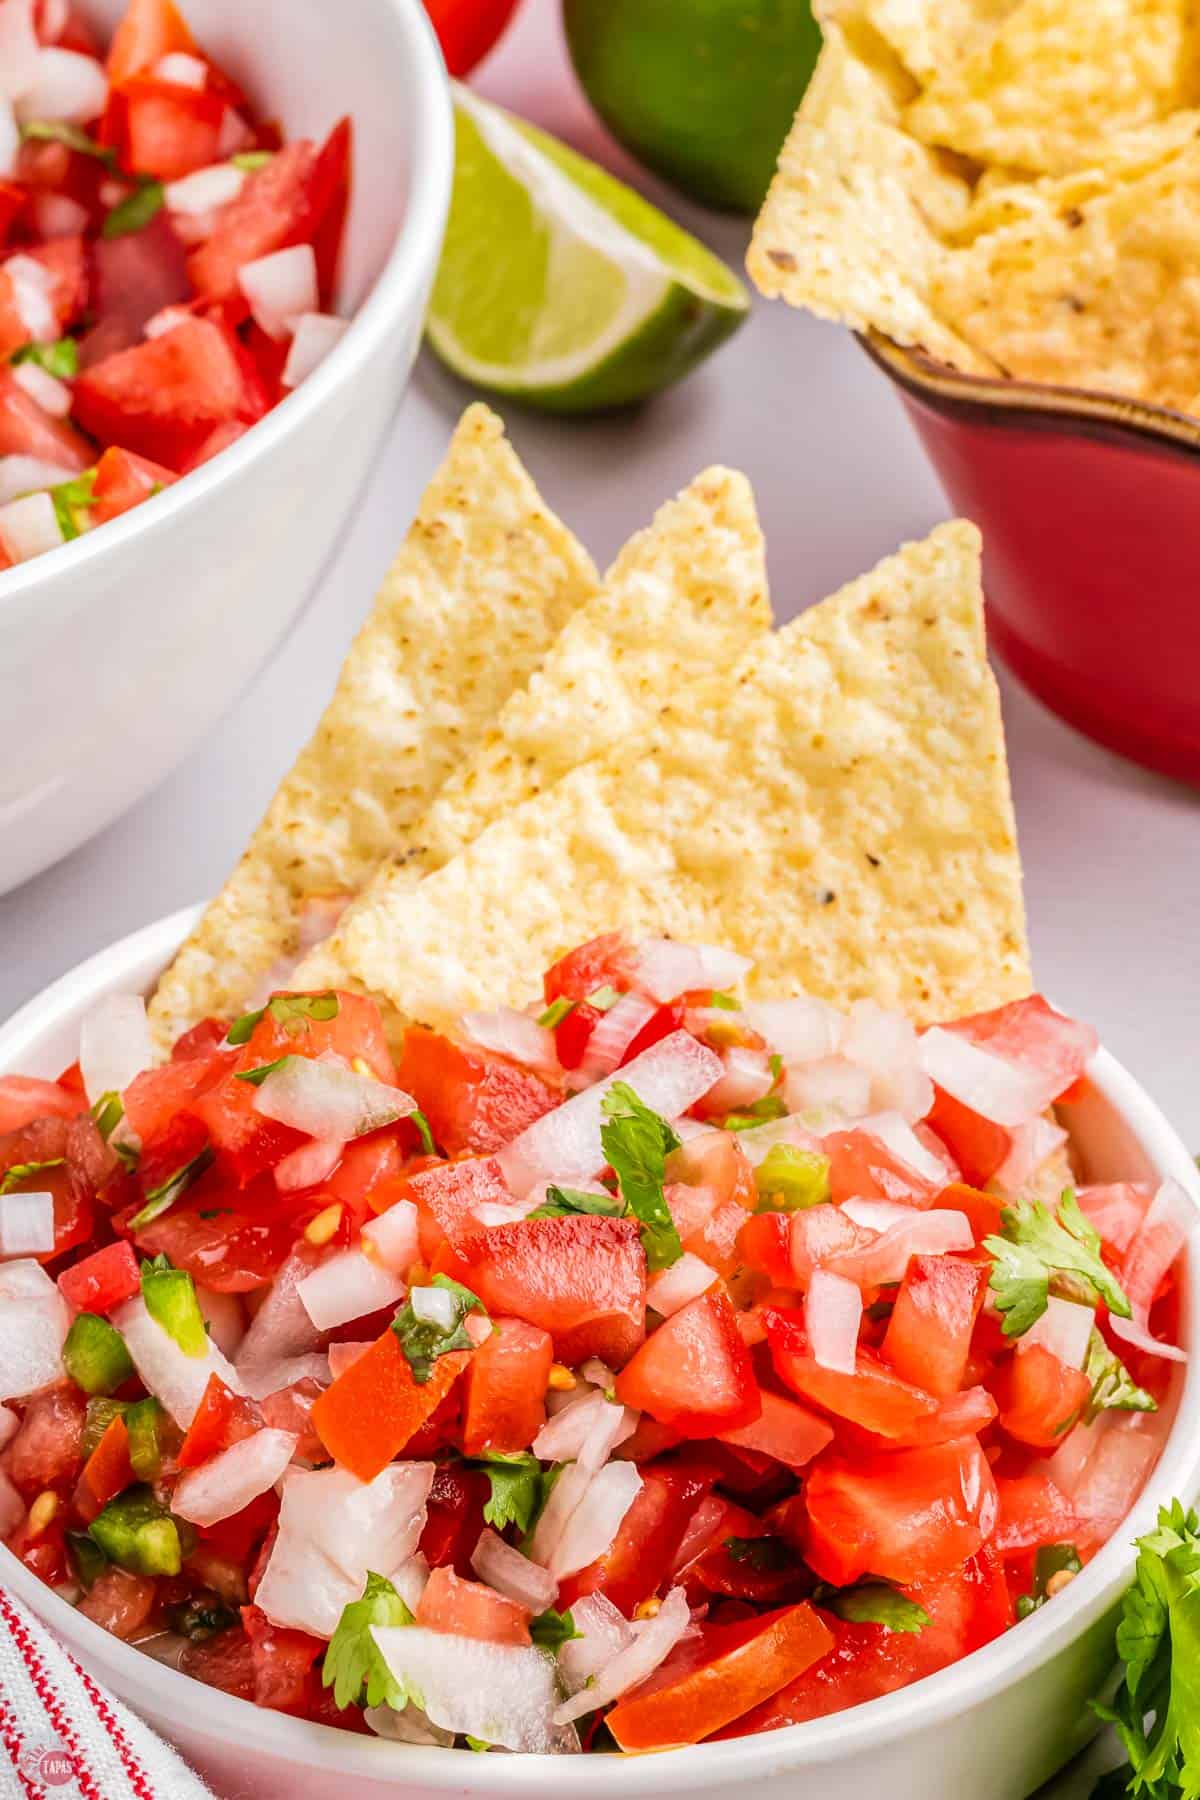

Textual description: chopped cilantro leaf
[529,1184,625,1221]
[322,1572,415,1711]
[1085,1329,1158,1423]
[129,1146,214,1229]
[1016,1544,1082,1620]
[12,338,79,379]
[90,1091,124,1140]
[0,1157,65,1196]
[813,1578,930,1635]
[231,150,274,170]
[464,1736,491,1752]
[587,985,622,1012]
[984,1190,1132,1338]
[530,1606,580,1652]
[709,991,739,1011]
[537,998,576,1030]
[21,119,114,161]
[49,471,96,542]
[768,1052,783,1082]
[472,1452,544,1536]
[226,993,339,1046]
[233,1057,289,1086]
[103,179,164,239]
[392,1275,485,1384]
[600,1081,682,1271]
[724,1536,790,1572]
[724,1094,788,1131]
[409,1108,436,1156]
[226,1007,265,1045]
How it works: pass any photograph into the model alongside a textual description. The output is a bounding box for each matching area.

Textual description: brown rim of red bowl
[860,328,1200,458]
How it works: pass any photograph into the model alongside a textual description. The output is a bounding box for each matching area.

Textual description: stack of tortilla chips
[748,0,1200,417]
[150,403,1030,1049]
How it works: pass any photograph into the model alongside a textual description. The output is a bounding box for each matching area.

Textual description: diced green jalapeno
[66,1530,109,1591]
[140,1257,207,1357]
[754,1144,831,1212]
[81,1397,128,1460]
[63,1313,135,1396]
[123,1397,165,1481]
[88,1486,182,1577]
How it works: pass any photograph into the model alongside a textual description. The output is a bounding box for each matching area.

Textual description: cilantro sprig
[530,1606,580,1651]
[1092,1502,1200,1797]
[392,1276,486,1385]
[1085,1329,1158,1423]
[984,1190,1132,1338]
[472,1451,544,1536]
[600,1082,682,1271]
[322,1573,415,1711]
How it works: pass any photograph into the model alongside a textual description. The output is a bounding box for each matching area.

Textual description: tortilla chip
[746,22,991,372]
[148,404,598,1046]
[933,141,1200,408]
[296,466,771,952]
[307,521,1030,1030]
[857,0,1021,86]
[905,0,1200,175]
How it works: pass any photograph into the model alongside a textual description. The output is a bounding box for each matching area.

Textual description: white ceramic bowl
[0,0,453,896]
[1,907,1197,1800]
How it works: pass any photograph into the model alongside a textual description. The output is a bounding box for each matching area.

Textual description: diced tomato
[883,1255,989,1396]
[1076,1183,1149,1257]
[560,1459,716,1617]
[948,994,1098,1103]
[178,1375,264,1469]
[616,1288,759,1437]
[187,1072,302,1187]
[179,1624,256,1700]
[57,1240,141,1314]
[995,1344,1091,1450]
[0,237,88,358]
[177,418,251,471]
[737,1211,794,1286]
[0,181,24,249]
[311,1327,469,1483]
[769,1312,938,1439]
[77,1566,156,1640]
[74,1415,134,1524]
[120,74,226,180]
[240,1604,323,1715]
[718,1389,833,1468]
[238,990,394,1085]
[823,1129,940,1207]
[419,1464,490,1577]
[442,1215,646,1367]
[135,1109,210,1206]
[8,1386,86,1495]
[542,933,634,1070]
[106,0,195,84]
[82,214,192,366]
[939,1181,1005,1246]
[607,1604,835,1749]
[187,130,347,303]
[124,1049,229,1143]
[461,1316,552,1456]
[132,1187,298,1292]
[316,1132,408,1228]
[0,1076,87,1134]
[622,1000,688,1066]
[802,1438,999,1586]
[197,1489,279,1563]
[416,1565,531,1646]
[309,116,351,305]
[925,1086,1011,1188]
[726,1550,1011,1732]
[396,1026,558,1158]
[72,316,268,471]
[993,1472,1079,1553]
[171,1020,230,1062]
[667,1130,757,1215]
[0,365,94,468]
[404,1155,511,1258]
[89,445,177,525]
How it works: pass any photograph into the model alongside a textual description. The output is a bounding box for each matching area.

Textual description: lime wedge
[427,86,749,412]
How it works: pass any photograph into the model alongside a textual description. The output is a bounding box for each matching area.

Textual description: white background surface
[1,0,1197,1154]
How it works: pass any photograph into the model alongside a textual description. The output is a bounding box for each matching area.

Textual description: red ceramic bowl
[862,332,1200,786]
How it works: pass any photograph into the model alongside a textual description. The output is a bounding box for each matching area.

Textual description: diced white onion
[839,1198,916,1231]
[297,1248,405,1333]
[994,1116,1069,1192]
[408,1284,456,1332]
[579,993,657,1083]
[471,1528,558,1613]
[0,489,62,561]
[79,992,154,1105]
[236,1245,323,1376]
[194,1286,245,1361]
[111,1296,245,1428]
[11,362,70,418]
[370,1627,577,1754]
[532,1392,636,1469]
[361,1200,419,1275]
[0,1191,55,1256]
[1023,1296,1095,1370]
[842,1001,933,1124]
[1109,1314,1188,1364]
[0,102,17,180]
[216,105,253,157]
[144,304,195,339]
[389,1553,430,1616]
[254,1056,414,1142]
[0,1469,23,1540]
[785,1057,873,1121]
[164,160,245,215]
[154,50,207,88]
[237,242,318,341]
[744,994,842,1065]
[173,1428,298,1526]
[646,1252,718,1317]
[806,1268,862,1374]
[0,0,39,103]
[282,312,349,388]
[920,1027,1059,1127]
[274,1135,345,1193]
[557,1593,634,1696]
[499,1031,721,1194]
[699,1046,773,1115]
[1076,1184,1149,1256]
[13,48,107,124]
[1106,1177,1196,1363]
[732,1113,823,1170]
[0,1261,70,1400]
[580,1357,616,1390]
[828,1207,974,1287]
[461,1007,559,1077]
[30,191,89,238]
[555,1587,690,1725]
[855,1111,949,1186]
[546,1461,642,1580]
[632,940,752,1005]
[326,1341,370,1381]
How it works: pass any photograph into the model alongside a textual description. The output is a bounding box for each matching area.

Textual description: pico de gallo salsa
[0,934,1189,1753]
[0,0,351,568]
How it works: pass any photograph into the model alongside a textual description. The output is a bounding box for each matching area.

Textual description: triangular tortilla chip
[295,465,771,969]
[305,520,1030,1029]
[148,404,598,1046]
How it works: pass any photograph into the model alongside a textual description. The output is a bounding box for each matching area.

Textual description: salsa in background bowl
[0,0,452,892]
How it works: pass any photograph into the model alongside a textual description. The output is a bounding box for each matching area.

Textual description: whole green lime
[563,0,822,214]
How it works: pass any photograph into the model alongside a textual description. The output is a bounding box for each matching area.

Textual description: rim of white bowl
[0,906,1197,1789]
[0,0,454,604]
